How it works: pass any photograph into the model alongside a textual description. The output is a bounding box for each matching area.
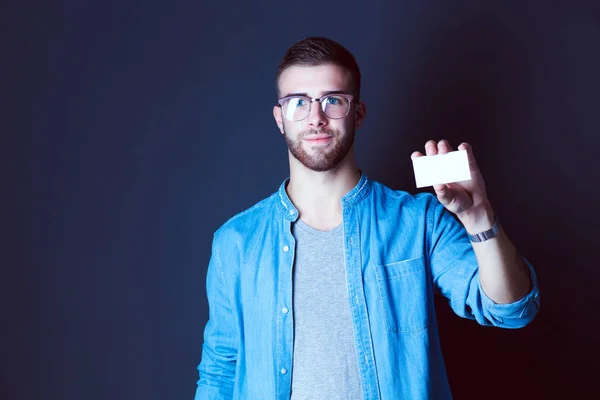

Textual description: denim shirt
[195,172,540,400]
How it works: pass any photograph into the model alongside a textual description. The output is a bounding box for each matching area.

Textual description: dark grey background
[2,0,599,399]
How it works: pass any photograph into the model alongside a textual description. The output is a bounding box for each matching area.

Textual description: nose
[307,100,327,128]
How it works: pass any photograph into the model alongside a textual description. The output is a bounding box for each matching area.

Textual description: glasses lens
[281,95,352,121]
[321,95,350,119]
[282,97,310,121]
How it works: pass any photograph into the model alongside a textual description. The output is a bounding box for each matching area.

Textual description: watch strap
[467,216,500,243]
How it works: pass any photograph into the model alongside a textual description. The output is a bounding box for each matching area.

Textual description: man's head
[273,37,366,172]
[275,36,362,102]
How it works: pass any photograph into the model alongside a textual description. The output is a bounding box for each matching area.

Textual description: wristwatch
[467,216,501,243]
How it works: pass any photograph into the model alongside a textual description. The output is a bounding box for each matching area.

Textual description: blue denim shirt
[195,172,540,400]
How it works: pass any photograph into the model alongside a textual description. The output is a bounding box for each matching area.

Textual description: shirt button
[282,307,289,314]
[283,245,290,252]
[280,368,287,375]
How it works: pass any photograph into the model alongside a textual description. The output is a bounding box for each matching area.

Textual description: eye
[325,96,340,105]
[296,98,307,107]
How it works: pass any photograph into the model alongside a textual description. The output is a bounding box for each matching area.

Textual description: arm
[415,140,540,328]
[195,234,238,399]
[429,201,539,328]
[460,203,531,304]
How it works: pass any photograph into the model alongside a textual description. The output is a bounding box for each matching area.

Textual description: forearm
[460,203,532,304]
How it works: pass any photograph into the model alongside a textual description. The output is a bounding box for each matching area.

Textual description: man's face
[273,64,365,172]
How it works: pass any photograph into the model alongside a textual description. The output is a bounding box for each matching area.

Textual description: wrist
[458,202,495,234]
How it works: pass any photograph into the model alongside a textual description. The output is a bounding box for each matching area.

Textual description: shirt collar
[277,170,372,220]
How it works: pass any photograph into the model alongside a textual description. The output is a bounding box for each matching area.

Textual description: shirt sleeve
[427,199,540,329]
[195,233,238,399]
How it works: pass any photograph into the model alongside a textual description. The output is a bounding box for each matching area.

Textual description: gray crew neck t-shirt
[290,219,364,400]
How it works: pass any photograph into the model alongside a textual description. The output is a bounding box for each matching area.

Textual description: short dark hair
[276,37,361,101]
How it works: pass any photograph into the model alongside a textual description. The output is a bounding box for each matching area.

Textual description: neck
[286,151,361,230]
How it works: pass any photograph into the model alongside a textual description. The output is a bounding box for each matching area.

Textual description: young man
[194,37,540,400]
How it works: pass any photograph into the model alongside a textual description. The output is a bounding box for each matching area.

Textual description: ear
[273,105,285,134]
[354,101,366,130]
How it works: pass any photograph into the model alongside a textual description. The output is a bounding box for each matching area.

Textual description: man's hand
[411,140,494,233]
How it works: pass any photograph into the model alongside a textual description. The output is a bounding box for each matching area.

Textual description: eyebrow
[281,90,349,98]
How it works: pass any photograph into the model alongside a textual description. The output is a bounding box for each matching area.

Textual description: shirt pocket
[374,256,429,333]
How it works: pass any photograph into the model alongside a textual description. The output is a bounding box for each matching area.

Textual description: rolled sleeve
[478,257,540,328]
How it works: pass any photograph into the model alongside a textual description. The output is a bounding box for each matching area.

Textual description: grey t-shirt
[290,219,364,400]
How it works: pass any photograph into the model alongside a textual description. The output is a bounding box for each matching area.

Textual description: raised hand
[411,140,494,233]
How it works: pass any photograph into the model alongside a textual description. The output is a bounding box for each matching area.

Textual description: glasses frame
[277,93,355,121]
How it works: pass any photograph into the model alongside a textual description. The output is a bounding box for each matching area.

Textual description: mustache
[299,128,337,138]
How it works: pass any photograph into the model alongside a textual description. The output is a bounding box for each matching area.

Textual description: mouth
[304,134,334,143]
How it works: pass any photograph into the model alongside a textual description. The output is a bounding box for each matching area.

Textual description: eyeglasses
[277,93,355,121]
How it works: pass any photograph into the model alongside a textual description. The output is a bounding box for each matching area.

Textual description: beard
[284,126,355,172]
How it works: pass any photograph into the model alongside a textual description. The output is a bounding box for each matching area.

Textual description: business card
[412,149,472,188]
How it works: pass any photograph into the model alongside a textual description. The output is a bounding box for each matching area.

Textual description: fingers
[458,142,478,170]
[424,140,438,156]
[411,151,424,159]
[437,140,453,154]
[424,139,454,156]
[433,183,454,205]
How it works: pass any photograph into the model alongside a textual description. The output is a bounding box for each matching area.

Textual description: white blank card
[412,150,472,188]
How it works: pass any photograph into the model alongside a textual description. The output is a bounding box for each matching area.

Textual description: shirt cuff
[478,256,540,319]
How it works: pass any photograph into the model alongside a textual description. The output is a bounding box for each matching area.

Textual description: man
[194,37,540,400]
